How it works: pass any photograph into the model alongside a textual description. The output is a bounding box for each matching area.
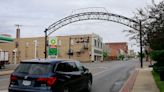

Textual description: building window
[94,39,96,47]
[83,42,88,49]
[58,40,61,46]
[25,42,29,48]
[101,42,102,49]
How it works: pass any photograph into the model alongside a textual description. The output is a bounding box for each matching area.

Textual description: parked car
[8,59,92,92]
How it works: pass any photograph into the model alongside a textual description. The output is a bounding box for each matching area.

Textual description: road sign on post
[48,37,58,57]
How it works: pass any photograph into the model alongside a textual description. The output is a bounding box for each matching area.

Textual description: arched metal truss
[46,12,139,36]
[44,11,143,68]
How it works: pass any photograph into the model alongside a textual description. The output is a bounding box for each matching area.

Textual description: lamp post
[139,20,143,68]
[44,29,48,59]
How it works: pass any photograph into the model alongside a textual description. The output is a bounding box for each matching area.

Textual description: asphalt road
[90,60,138,92]
[0,60,139,92]
[0,75,10,91]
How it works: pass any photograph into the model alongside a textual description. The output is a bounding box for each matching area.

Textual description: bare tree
[125,1,164,50]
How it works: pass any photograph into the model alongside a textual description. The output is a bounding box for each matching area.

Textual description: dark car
[8,59,92,92]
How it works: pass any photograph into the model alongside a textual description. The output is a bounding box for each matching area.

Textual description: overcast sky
[0,0,162,52]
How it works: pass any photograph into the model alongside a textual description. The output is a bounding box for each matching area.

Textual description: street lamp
[139,20,143,68]
[44,29,48,58]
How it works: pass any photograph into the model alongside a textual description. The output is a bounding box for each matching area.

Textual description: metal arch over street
[44,11,143,68]
[46,12,139,36]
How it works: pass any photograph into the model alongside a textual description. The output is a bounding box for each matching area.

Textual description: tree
[125,1,164,50]
[103,51,108,60]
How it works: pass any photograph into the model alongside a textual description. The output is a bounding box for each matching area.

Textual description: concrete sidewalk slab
[120,61,159,92]
[131,68,159,92]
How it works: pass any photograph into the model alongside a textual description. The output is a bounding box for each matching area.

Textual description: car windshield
[15,62,52,75]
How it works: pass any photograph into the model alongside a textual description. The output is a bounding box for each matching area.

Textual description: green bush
[150,50,164,62]
[153,62,164,73]
[150,50,164,72]
[152,71,164,91]
[103,52,108,59]
[118,55,125,60]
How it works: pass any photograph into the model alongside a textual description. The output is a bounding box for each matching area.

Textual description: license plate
[23,80,31,86]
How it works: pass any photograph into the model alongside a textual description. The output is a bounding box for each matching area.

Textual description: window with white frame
[58,40,61,46]
[94,39,97,47]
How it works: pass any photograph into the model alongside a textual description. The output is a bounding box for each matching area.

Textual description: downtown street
[0,59,139,92]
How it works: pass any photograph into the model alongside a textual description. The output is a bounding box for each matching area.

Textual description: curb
[119,69,139,92]
[0,70,13,76]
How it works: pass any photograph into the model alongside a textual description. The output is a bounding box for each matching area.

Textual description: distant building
[0,33,104,63]
[128,50,136,58]
[105,42,128,60]
[56,33,103,62]
[0,37,45,64]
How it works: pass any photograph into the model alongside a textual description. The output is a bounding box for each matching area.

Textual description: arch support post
[139,20,143,68]
[44,29,48,59]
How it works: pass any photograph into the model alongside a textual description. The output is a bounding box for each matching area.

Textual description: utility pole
[139,20,143,68]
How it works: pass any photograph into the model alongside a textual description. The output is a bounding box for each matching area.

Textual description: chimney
[15,24,21,39]
[16,28,20,39]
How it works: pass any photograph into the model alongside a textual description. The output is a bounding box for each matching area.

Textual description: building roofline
[105,42,128,44]
[56,34,92,37]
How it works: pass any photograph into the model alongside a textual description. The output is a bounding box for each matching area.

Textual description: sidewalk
[131,62,159,92]
[120,61,159,92]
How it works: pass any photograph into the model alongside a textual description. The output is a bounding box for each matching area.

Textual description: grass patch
[152,71,164,92]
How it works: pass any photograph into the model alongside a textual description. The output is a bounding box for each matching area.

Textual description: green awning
[0,36,14,42]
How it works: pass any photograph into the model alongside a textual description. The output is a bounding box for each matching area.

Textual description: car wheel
[86,80,92,92]
[63,87,69,92]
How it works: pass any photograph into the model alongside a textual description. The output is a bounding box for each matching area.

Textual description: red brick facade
[105,42,128,60]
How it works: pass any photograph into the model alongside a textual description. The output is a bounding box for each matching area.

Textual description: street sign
[48,48,58,55]
[48,37,58,56]
[49,37,57,46]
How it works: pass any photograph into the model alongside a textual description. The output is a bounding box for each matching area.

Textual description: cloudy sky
[0,0,162,51]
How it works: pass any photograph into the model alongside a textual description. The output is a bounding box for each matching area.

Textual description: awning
[0,36,14,42]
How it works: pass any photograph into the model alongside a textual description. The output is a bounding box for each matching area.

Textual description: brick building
[105,42,128,60]
[0,34,103,63]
